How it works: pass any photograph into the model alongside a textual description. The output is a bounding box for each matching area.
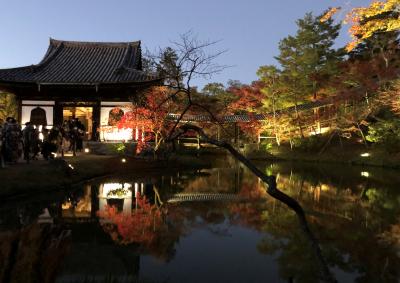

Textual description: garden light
[121,158,126,163]
[360,153,370,157]
[84,148,90,153]
[361,171,370,178]
[68,164,75,170]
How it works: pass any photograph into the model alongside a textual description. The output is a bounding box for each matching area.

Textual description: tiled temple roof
[0,39,159,85]
[167,99,333,123]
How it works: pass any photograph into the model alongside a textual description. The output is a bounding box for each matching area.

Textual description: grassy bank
[246,143,400,169]
[0,154,211,199]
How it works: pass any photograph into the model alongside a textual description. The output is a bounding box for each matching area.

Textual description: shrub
[292,134,327,152]
[366,120,400,152]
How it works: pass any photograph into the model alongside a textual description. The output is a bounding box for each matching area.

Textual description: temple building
[0,39,160,140]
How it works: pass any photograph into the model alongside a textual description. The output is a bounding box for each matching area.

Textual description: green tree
[0,92,17,121]
[275,11,343,137]
[276,11,342,102]
[202,82,236,110]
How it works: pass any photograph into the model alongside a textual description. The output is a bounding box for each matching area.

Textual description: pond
[1,157,400,283]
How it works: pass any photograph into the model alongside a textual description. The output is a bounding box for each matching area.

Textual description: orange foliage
[320,7,341,23]
[118,86,175,153]
[345,0,400,51]
[228,82,265,137]
[318,1,400,52]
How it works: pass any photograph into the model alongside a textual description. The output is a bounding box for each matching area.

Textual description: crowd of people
[0,117,86,167]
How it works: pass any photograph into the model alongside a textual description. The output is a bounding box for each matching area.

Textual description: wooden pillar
[234,123,238,144]
[92,100,101,141]
[54,101,63,126]
[17,97,22,124]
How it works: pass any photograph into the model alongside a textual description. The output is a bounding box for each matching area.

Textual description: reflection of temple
[59,182,152,222]
[46,183,146,282]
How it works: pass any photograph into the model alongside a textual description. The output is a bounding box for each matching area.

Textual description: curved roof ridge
[35,40,65,71]
[49,38,141,48]
[0,38,160,85]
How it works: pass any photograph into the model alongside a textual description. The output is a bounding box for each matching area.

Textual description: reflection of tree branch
[153,187,164,208]
[168,124,337,283]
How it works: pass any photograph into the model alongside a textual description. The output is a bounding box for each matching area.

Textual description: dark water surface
[1,157,400,283]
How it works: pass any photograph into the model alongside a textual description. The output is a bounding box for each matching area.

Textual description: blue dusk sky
[0,0,368,89]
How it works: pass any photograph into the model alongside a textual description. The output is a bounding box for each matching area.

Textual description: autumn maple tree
[321,1,400,52]
[228,81,264,140]
[117,86,177,154]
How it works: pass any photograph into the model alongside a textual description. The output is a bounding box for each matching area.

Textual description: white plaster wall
[21,105,54,126]
[22,100,55,106]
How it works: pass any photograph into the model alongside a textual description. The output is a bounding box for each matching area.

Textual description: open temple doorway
[63,107,93,140]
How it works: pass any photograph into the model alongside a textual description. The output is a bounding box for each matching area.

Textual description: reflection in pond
[1,159,400,282]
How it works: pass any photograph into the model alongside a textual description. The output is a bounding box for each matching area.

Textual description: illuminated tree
[378,79,400,114]
[228,82,264,140]
[274,11,343,137]
[344,0,400,52]
[0,92,17,121]
[257,65,291,145]
[118,86,177,154]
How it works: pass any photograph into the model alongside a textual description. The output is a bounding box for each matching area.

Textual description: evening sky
[0,0,368,88]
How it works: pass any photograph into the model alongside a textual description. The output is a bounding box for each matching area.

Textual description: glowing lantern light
[84,148,90,153]
[121,158,126,163]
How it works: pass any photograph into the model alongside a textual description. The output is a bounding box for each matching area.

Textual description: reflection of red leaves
[229,182,266,230]
[238,183,265,199]
[97,193,162,246]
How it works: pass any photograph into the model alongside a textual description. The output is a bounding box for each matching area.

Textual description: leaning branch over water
[168,123,337,283]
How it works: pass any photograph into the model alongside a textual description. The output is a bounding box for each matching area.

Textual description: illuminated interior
[63,106,93,140]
